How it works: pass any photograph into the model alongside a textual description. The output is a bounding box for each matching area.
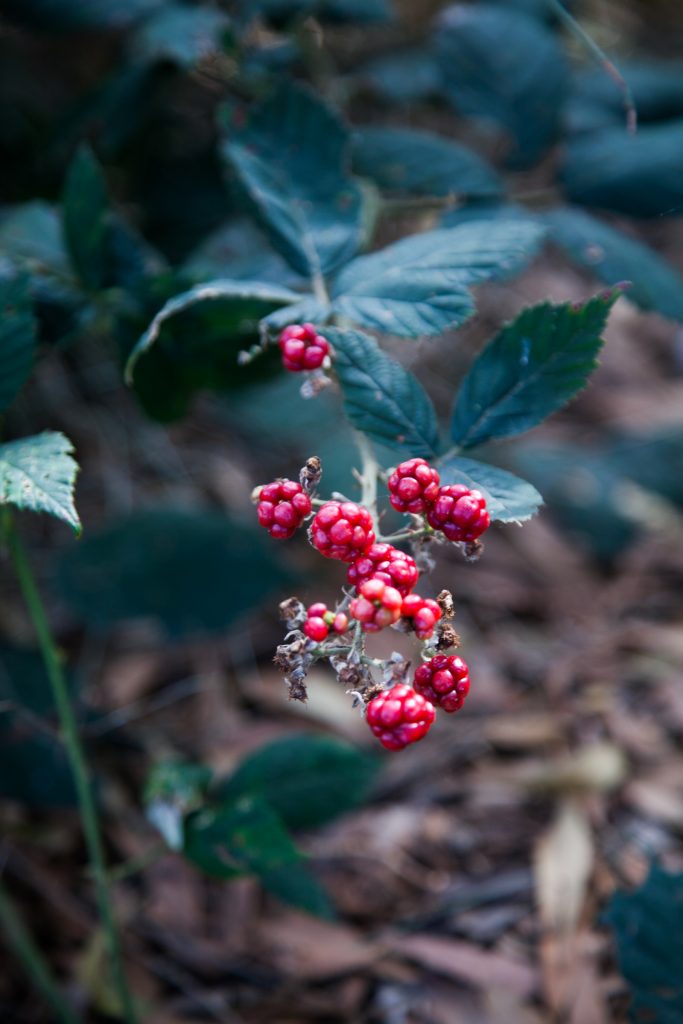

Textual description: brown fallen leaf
[384,932,538,999]
[255,911,378,980]
[535,799,593,934]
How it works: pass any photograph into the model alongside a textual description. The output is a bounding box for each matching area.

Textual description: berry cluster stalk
[5,517,138,1024]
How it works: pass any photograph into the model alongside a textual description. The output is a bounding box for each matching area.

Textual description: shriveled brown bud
[462,539,484,562]
[437,589,455,619]
[435,624,461,651]
[279,597,306,626]
[299,455,322,493]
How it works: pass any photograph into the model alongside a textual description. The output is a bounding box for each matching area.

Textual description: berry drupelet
[309,500,375,562]
[414,654,470,713]
[366,684,436,751]
[256,479,312,539]
[278,323,330,372]
[347,543,419,597]
[387,458,441,515]
[426,485,490,543]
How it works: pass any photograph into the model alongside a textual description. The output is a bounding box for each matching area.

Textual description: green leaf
[543,207,683,323]
[259,861,334,919]
[145,760,213,851]
[331,220,544,337]
[437,454,543,523]
[351,127,502,200]
[559,121,683,217]
[352,47,440,104]
[132,4,232,67]
[567,61,683,136]
[0,202,70,277]
[62,145,109,291]
[184,796,300,880]
[434,4,568,166]
[251,0,392,24]
[0,648,77,808]
[0,432,80,533]
[0,275,37,413]
[451,290,619,448]
[0,0,163,30]
[125,279,299,420]
[221,83,365,278]
[219,734,379,831]
[57,509,294,637]
[606,862,683,1024]
[182,218,304,288]
[328,328,440,458]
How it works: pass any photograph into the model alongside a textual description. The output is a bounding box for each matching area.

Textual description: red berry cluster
[347,543,418,597]
[366,684,436,751]
[414,654,470,713]
[309,501,375,562]
[400,594,442,640]
[349,579,403,632]
[388,458,490,544]
[256,479,311,539]
[303,603,349,642]
[278,323,330,372]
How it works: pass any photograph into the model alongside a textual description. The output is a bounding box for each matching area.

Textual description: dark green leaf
[0,275,37,413]
[559,121,683,217]
[184,796,300,880]
[437,454,543,523]
[219,734,379,831]
[0,0,163,30]
[132,4,232,67]
[328,328,440,458]
[145,760,213,851]
[125,279,299,420]
[259,861,334,919]
[543,207,683,323]
[451,290,619,448]
[57,509,293,637]
[250,0,392,24]
[0,432,80,533]
[62,145,109,291]
[606,862,683,1024]
[434,4,569,166]
[352,48,441,103]
[0,648,77,808]
[351,127,502,200]
[221,83,365,278]
[331,220,544,337]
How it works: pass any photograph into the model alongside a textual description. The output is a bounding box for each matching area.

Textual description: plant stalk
[354,431,379,531]
[6,521,138,1024]
[0,876,79,1024]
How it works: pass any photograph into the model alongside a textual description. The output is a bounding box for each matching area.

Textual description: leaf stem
[6,520,138,1024]
[0,876,79,1024]
[379,527,429,544]
[546,0,637,133]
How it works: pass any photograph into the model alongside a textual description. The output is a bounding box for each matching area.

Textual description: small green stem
[354,431,379,531]
[379,527,429,544]
[0,876,78,1024]
[6,521,138,1024]
[547,0,637,133]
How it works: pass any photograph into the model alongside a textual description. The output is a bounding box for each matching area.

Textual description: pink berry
[304,616,329,642]
[350,578,403,632]
[309,501,375,562]
[278,323,330,373]
[347,543,418,597]
[414,654,470,713]
[387,458,440,515]
[366,684,435,751]
[303,602,349,642]
[400,594,442,640]
[426,485,490,542]
[256,479,312,539]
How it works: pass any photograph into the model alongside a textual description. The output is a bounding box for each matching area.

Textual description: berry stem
[379,527,430,544]
[6,518,138,1024]
[353,431,379,532]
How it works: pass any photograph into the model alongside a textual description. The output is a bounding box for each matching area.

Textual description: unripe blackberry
[278,323,329,372]
[256,479,312,539]
[426,485,490,542]
[366,684,435,751]
[309,501,375,562]
[414,654,470,713]
[400,594,442,640]
[347,543,418,597]
[387,458,440,515]
[350,578,403,632]
[303,602,350,642]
